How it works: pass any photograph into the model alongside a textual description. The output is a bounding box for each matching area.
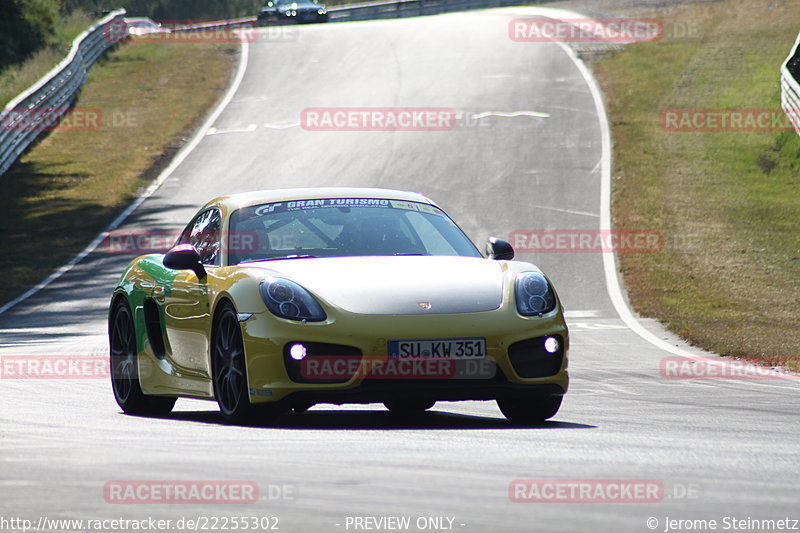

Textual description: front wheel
[497,395,562,423]
[109,299,175,415]
[212,303,284,424]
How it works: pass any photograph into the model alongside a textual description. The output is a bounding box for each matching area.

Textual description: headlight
[515,272,556,316]
[318,8,326,14]
[260,277,326,322]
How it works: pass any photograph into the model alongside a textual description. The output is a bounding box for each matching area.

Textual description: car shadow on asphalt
[135,409,596,430]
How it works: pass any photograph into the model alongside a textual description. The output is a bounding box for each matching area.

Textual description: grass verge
[0,38,237,306]
[589,0,800,368]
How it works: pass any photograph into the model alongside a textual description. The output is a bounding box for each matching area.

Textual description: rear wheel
[212,302,283,424]
[497,395,562,423]
[109,299,175,415]
[383,399,436,415]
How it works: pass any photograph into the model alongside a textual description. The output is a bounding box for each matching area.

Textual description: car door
[161,208,221,376]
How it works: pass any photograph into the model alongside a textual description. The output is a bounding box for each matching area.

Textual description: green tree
[0,0,60,68]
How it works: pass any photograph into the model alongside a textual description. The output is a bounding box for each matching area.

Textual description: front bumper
[240,304,569,406]
[295,10,327,22]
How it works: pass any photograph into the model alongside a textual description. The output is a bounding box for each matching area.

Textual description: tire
[497,395,562,423]
[212,302,283,424]
[109,299,176,415]
[384,399,436,415]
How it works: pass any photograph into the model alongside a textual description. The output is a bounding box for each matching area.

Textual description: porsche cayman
[108,188,569,423]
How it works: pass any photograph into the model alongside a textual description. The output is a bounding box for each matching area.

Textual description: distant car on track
[108,188,569,423]
[124,17,170,36]
[258,0,329,24]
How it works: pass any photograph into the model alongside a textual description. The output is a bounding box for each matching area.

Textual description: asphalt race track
[1,6,799,533]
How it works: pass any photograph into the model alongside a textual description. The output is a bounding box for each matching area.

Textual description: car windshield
[228,198,481,264]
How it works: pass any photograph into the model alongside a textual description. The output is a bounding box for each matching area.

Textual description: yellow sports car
[109,188,569,423]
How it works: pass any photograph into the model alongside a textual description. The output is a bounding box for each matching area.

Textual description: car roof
[206,187,436,212]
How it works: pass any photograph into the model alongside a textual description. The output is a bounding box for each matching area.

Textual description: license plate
[389,338,486,359]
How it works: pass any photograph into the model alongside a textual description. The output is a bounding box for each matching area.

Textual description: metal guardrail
[0,9,126,176]
[781,31,800,136]
[327,0,522,21]
[168,16,260,33]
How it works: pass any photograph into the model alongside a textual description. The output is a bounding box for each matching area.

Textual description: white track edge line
[520,6,800,384]
[546,13,698,359]
[562,39,800,382]
[0,40,250,316]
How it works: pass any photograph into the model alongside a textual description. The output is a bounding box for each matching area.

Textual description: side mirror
[486,237,514,260]
[163,244,206,279]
